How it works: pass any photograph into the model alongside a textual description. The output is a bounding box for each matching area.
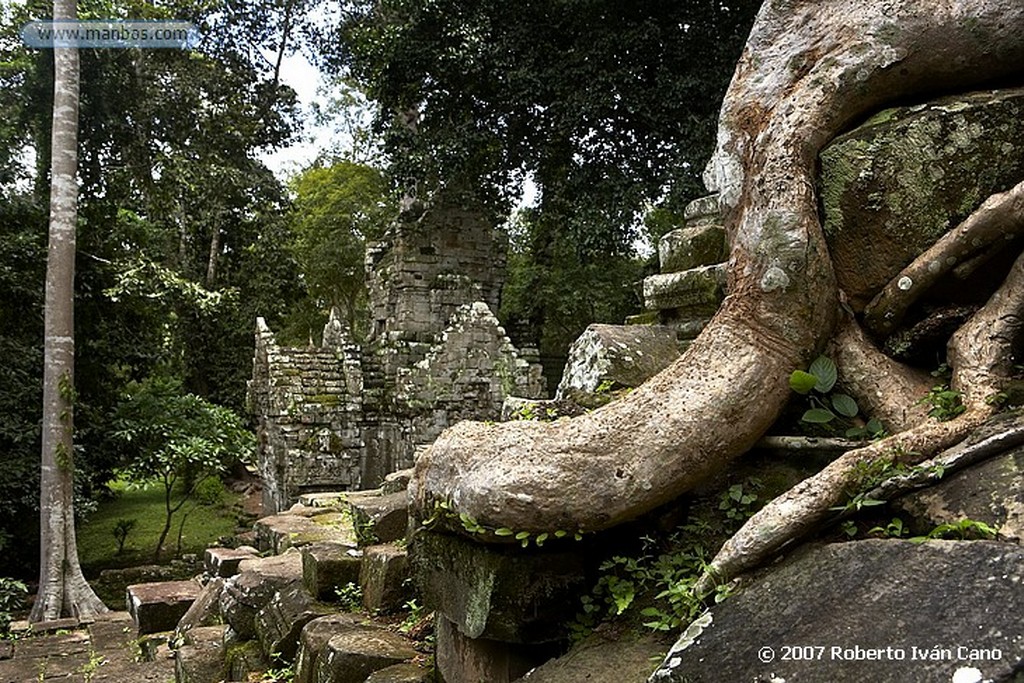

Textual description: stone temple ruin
[248,197,546,513]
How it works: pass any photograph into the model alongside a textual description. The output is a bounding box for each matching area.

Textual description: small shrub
[0,577,28,632]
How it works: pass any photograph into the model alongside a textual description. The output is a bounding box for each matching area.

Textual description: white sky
[260,51,333,180]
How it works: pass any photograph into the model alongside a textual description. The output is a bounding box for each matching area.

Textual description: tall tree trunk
[31,0,108,623]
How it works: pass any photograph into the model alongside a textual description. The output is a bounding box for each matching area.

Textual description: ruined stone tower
[248,196,545,513]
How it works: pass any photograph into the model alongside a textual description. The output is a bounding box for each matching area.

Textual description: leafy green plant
[112,518,136,554]
[112,376,254,561]
[920,385,966,421]
[718,479,762,527]
[910,518,997,543]
[398,599,428,634]
[789,355,877,436]
[868,517,908,538]
[0,578,27,633]
[334,582,363,612]
[256,663,295,682]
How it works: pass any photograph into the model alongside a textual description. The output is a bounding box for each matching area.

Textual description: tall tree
[32,0,108,621]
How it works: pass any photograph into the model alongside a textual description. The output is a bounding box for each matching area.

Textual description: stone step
[302,542,364,601]
[642,263,726,314]
[254,511,358,554]
[315,626,420,683]
[126,580,202,635]
[658,222,727,274]
[255,583,334,663]
[221,551,305,640]
[204,546,259,578]
[174,624,227,683]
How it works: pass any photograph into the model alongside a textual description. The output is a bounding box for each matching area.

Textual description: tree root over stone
[864,179,1024,338]
[411,2,1024,616]
[696,245,1024,595]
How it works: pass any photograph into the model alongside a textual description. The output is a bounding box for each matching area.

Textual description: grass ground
[77,477,243,575]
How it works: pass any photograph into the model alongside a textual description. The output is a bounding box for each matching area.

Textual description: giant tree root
[696,245,1024,596]
[864,179,1024,337]
[410,0,1024,536]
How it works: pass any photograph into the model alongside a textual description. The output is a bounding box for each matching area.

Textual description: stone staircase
[124,468,430,683]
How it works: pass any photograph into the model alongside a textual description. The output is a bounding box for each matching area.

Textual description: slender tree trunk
[31,0,108,623]
[206,225,221,288]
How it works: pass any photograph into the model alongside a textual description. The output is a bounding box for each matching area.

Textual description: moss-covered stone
[410,530,586,644]
[819,87,1024,310]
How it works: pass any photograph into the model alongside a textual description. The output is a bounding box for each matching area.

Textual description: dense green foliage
[286,160,396,341]
[332,0,760,356]
[0,0,322,575]
[112,376,254,560]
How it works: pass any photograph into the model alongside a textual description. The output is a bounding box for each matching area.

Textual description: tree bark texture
[410,0,1024,537]
[32,0,109,622]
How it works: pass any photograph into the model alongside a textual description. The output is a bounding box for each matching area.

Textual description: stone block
[126,580,202,635]
[295,614,373,683]
[658,223,726,274]
[820,87,1024,311]
[894,442,1024,542]
[206,547,259,578]
[517,628,671,682]
[298,492,346,508]
[347,491,409,544]
[649,540,1024,682]
[255,512,358,554]
[315,626,419,683]
[642,264,726,314]
[226,640,269,682]
[411,531,586,643]
[174,577,224,643]
[222,551,304,640]
[364,662,431,682]
[682,194,720,225]
[174,624,227,683]
[556,324,681,403]
[254,583,333,663]
[360,544,411,613]
[302,542,364,601]
[435,617,549,683]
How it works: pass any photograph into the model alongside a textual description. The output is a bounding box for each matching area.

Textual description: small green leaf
[515,531,531,541]
[831,393,858,418]
[494,527,514,537]
[535,532,549,546]
[554,530,567,538]
[789,370,818,394]
[866,417,884,434]
[808,356,838,393]
[802,407,836,424]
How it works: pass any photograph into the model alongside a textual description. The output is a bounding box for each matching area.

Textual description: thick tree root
[866,411,1024,503]
[411,0,1024,537]
[696,246,1024,596]
[864,179,1024,337]
[828,314,932,432]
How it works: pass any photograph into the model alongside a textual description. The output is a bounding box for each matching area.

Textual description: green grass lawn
[77,478,243,575]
